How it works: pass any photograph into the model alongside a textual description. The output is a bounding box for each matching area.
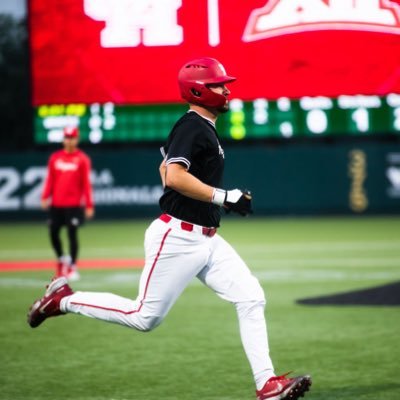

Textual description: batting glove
[212,188,253,216]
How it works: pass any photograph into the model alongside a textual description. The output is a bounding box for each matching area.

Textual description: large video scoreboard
[30,0,400,143]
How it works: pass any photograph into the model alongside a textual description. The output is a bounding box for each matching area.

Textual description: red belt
[159,214,217,238]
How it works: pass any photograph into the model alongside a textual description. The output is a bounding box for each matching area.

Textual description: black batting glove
[212,188,253,216]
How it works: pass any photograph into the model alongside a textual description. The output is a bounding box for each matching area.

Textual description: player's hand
[212,188,253,216]
[41,199,49,210]
[85,207,95,219]
[224,189,253,216]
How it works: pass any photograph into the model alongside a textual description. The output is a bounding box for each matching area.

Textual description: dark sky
[0,0,26,19]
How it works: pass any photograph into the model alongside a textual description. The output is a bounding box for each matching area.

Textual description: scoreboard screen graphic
[29,0,400,143]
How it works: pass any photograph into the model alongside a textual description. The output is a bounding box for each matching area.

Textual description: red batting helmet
[63,126,79,138]
[178,57,236,108]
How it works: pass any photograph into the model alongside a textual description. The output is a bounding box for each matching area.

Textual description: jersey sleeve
[165,123,202,170]
[81,154,94,208]
[41,154,55,200]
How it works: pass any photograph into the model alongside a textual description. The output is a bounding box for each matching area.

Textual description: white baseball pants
[61,215,275,388]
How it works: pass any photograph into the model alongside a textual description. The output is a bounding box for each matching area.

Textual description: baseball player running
[41,126,94,281]
[28,57,311,400]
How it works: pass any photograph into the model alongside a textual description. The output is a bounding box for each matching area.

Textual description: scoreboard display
[29,0,400,143]
[35,94,400,143]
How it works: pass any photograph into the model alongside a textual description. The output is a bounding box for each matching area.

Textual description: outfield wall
[0,141,399,220]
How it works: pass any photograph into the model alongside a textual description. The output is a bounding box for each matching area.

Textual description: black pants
[48,207,84,265]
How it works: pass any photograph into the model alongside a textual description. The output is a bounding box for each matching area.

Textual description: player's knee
[248,279,267,305]
[233,279,266,318]
[135,315,163,332]
[242,298,266,310]
[235,298,266,319]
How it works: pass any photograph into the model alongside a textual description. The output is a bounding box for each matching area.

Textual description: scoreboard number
[351,108,369,133]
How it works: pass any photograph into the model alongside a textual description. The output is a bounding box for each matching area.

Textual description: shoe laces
[269,371,293,383]
[46,276,59,289]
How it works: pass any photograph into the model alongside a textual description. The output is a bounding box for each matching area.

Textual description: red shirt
[42,149,94,208]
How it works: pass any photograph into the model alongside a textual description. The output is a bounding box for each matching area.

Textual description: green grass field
[1,216,399,400]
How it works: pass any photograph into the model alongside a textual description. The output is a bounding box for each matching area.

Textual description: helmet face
[178,57,236,108]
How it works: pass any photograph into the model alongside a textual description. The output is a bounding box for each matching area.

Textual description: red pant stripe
[70,228,172,314]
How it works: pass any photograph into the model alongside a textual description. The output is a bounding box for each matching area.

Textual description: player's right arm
[41,154,55,210]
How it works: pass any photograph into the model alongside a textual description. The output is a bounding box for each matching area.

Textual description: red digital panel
[29,0,400,105]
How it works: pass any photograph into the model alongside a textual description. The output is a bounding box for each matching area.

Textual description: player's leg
[48,207,65,277]
[49,223,63,259]
[197,234,274,389]
[65,207,84,280]
[197,234,311,399]
[65,224,80,280]
[67,225,78,266]
[60,218,209,331]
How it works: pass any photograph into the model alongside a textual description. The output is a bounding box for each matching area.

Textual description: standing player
[41,126,94,281]
[28,58,311,400]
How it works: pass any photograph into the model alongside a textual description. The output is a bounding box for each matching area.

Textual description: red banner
[29,0,400,105]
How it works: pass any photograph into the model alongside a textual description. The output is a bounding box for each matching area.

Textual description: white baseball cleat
[66,267,81,282]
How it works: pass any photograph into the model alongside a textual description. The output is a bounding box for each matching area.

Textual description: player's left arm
[166,163,252,216]
[165,163,214,202]
[159,159,167,188]
[165,124,252,215]
[82,155,95,219]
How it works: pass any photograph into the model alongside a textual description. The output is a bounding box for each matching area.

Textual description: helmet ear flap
[191,88,201,97]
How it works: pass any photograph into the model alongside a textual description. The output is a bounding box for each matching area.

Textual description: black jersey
[159,111,224,227]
